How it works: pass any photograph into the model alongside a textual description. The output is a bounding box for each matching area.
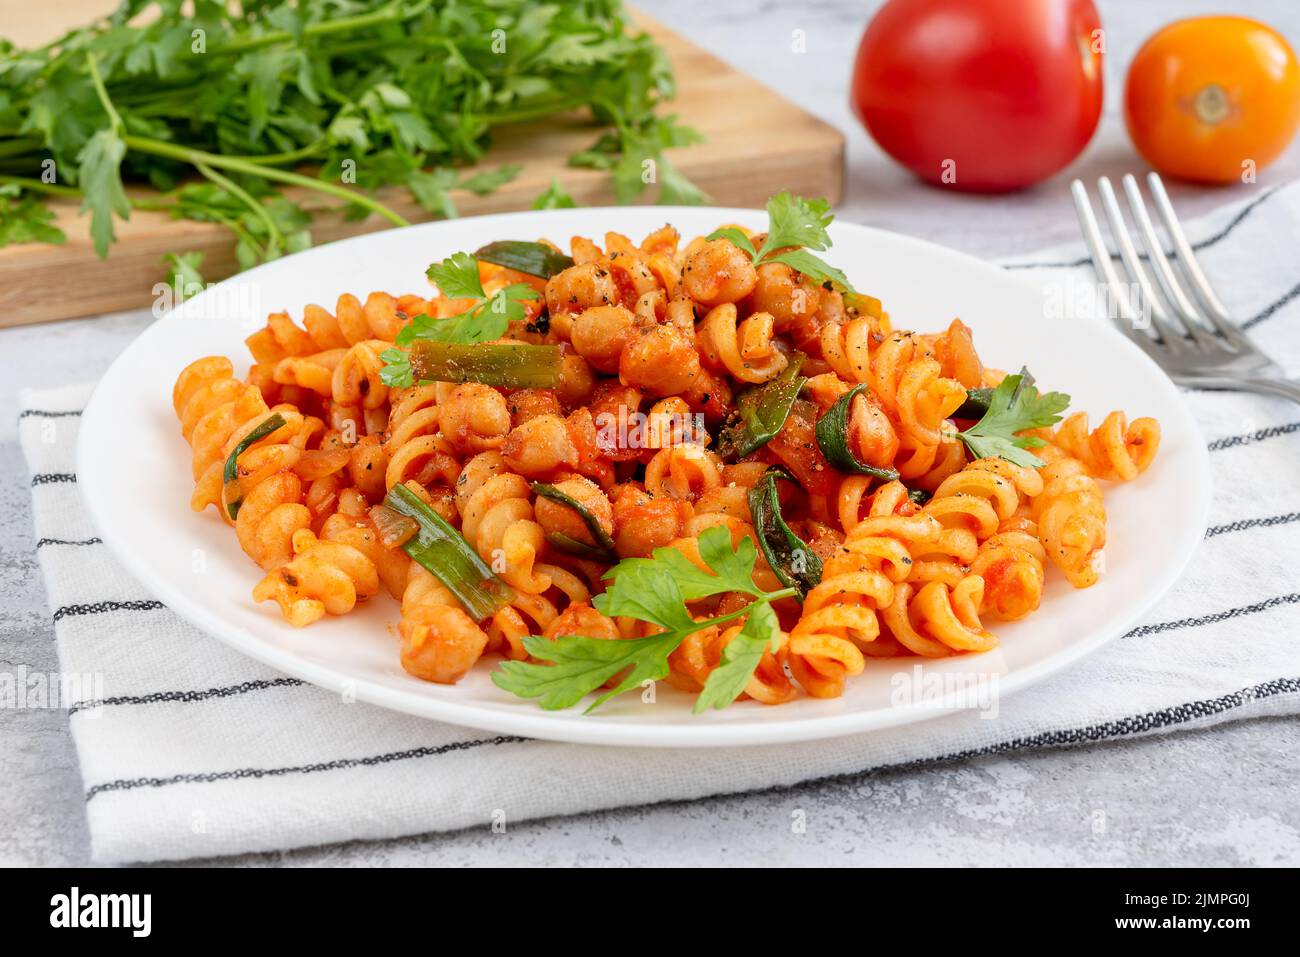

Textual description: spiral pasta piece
[1031,448,1107,588]
[1051,411,1161,482]
[398,565,491,684]
[456,452,550,594]
[253,528,380,627]
[697,304,788,383]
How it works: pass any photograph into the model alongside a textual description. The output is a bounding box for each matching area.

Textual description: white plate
[77,207,1210,747]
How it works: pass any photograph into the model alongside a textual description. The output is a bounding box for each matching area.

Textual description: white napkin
[22,182,1300,864]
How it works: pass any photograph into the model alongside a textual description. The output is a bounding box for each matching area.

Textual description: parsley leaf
[957,373,1070,468]
[163,251,206,302]
[694,601,781,713]
[706,192,857,295]
[493,526,799,713]
[532,179,577,210]
[0,185,66,247]
[426,251,486,300]
[76,128,131,259]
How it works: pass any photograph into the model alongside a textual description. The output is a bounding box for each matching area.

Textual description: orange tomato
[1125,17,1300,184]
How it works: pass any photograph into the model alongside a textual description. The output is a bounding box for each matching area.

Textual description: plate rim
[75,205,1212,747]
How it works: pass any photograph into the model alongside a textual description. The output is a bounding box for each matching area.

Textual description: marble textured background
[2,0,1298,865]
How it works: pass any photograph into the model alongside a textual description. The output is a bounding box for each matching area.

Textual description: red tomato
[851,0,1104,192]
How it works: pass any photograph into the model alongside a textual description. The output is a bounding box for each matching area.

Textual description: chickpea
[507,389,562,427]
[501,413,578,476]
[611,483,691,558]
[570,305,637,373]
[619,324,703,396]
[534,476,614,545]
[545,263,619,317]
[751,261,822,329]
[437,383,510,454]
[681,238,758,306]
[544,603,621,642]
[556,352,596,408]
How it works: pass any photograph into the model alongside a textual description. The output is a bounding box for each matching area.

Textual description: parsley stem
[193,161,283,251]
[120,135,411,228]
[691,586,799,635]
[85,53,124,134]
[0,174,80,199]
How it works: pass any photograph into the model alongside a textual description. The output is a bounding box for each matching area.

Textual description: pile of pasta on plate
[171,194,1160,715]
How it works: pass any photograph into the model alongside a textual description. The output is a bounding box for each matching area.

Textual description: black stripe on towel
[31,472,77,486]
[1208,421,1300,452]
[18,409,83,420]
[1241,279,1300,330]
[84,735,526,800]
[52,600,165,623]
[1001,186,1282,270]
[68,677,306,716]
[1124,592,1300,639]
[35,537,103,549]
[1207,512,1300,538]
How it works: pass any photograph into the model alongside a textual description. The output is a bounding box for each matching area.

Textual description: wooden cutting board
[0,2,844,327]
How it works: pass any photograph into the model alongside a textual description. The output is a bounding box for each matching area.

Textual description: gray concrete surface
[3,0,1299,866]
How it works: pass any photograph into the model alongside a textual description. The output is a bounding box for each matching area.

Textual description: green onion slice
[813,384,899,481]
[532,482,618,563]
[474,240,575,278]
[716,353,806,458]
[747,468,821,599]
[382,483,512,622]
[408,340,564,388]
[222,412,286,520]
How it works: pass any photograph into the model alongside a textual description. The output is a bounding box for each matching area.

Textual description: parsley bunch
[493,526,798,713]
[0,0,702,264]
[707,192,856,293]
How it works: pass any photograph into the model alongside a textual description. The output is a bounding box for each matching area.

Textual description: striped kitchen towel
[21,180,1300,864]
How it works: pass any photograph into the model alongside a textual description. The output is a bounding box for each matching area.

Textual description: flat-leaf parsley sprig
[706,192,857,294]
[492,525,798,713]
[380,252,539,387]
[956,372,1070,468]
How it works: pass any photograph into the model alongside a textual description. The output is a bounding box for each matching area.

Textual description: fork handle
[1177,375,1300,407]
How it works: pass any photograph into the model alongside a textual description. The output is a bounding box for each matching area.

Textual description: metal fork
[1071,172,1300,405]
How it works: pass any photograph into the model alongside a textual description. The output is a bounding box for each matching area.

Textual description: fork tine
[1118,174,1221,350]
[1145,172,1249,344]
[1095,176,1193,355]
[1069,179,1165,361]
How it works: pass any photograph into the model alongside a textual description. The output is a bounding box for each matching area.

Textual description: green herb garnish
[380,252,542,385]
[747,468,822,598]
[222,412,286,519]
[716,353,806,458]
[954,367,1035,420]
[492,525,797,713]
[382,483,511,622]
[814,384,900,481]
[383,340,564,390]
[474,240,575,279]
[706,192,856,294]
[531,482,618,563]
[956,373,1070,468]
